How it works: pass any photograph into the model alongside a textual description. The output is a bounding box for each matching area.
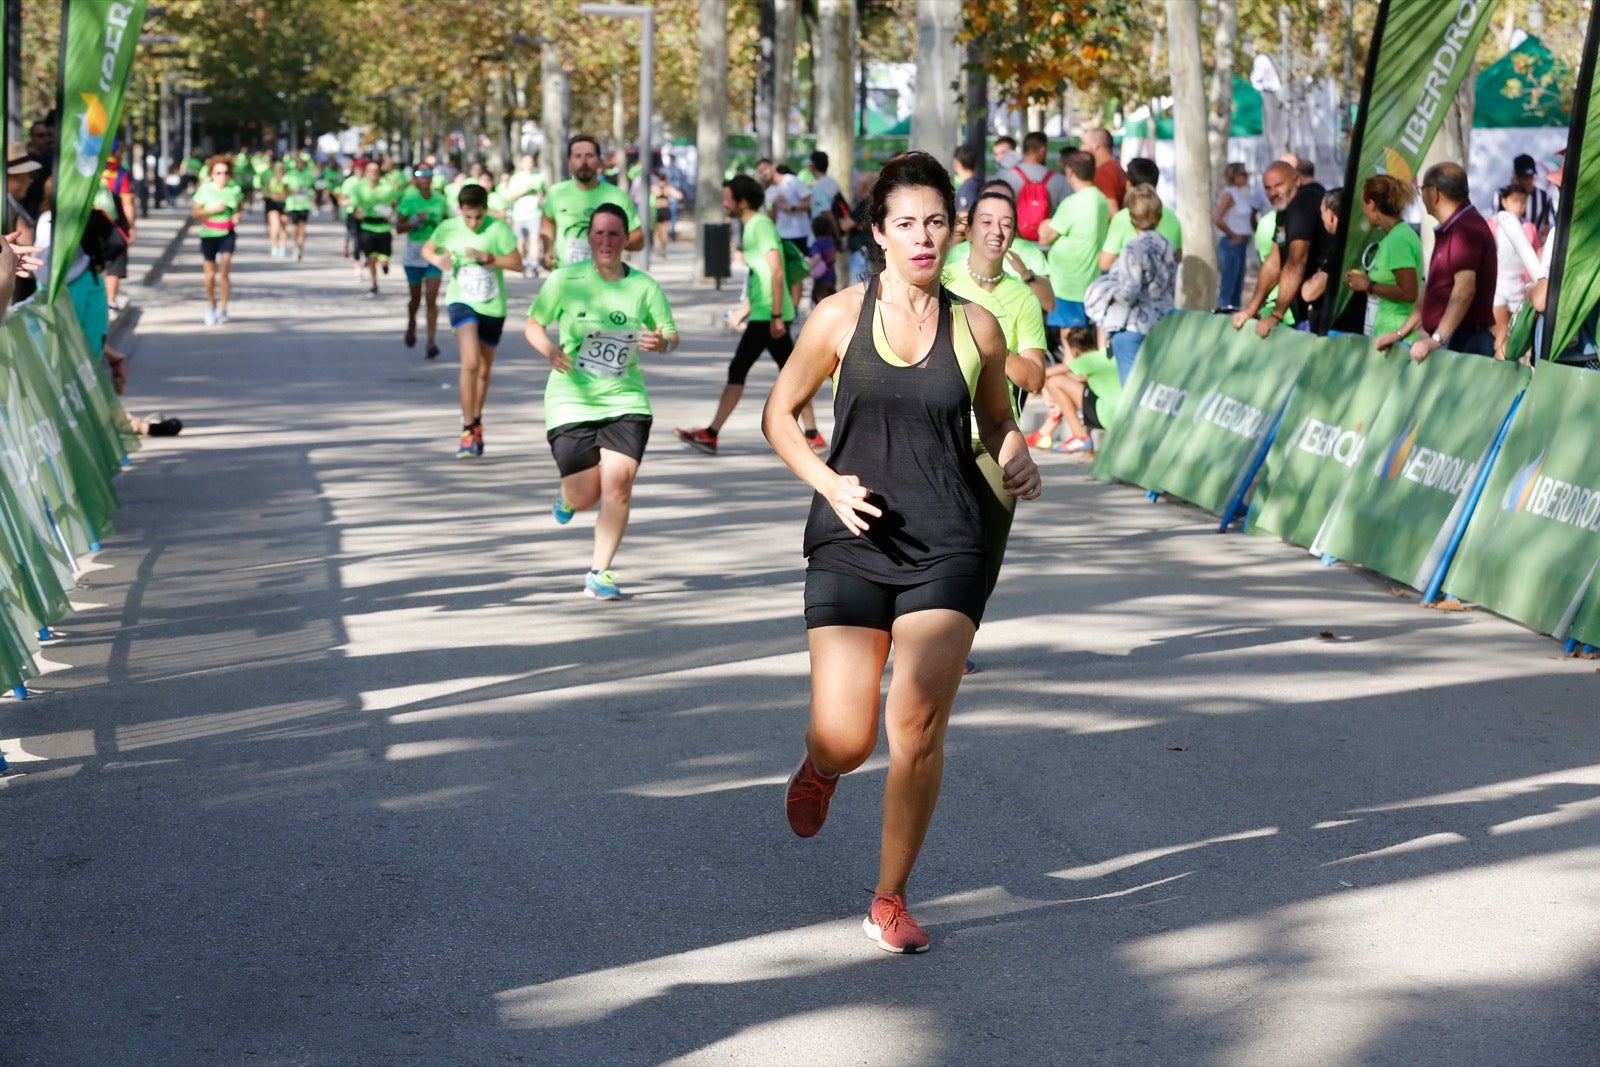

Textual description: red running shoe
[675,426,718,454]
[784,755,838,838]
[805,428,829,454]
[863,891,930,953]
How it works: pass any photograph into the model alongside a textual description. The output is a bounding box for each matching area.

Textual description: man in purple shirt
[1376,162,1497,360]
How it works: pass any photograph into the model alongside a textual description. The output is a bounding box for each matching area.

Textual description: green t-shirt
[1367,222,1423,339]
[542,179,641,267]
[378,170,407,201]
[946,239,1049,285]
[529,261,676,429]
[742,212,795,322]
[1045,185,1109,301]
[263,171,290,200]
[429,215,519,317]
[348,178,398,233]
[1066,348,1123,430]
[941,270,1048,356]
[1253,210,1294,326]
[193,181,243,235]
[282,171,313,212]
[337,174,363,217]
[1102,206,1183,258]
[396,187,448,244]
[506,170,545,202]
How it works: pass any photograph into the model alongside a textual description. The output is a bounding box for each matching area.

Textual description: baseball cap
[1513,153,1537,177]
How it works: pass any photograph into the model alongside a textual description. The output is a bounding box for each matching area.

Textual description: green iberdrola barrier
[1145,324,1310,516]
[1251,336,1406,546]
[1091,312,1309,517]
[1311,352,1527,590]
[1091,313,1206,491]
[1446,363,1600,637]
[0,295,133,690]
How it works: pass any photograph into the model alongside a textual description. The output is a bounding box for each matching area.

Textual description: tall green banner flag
[49,0,147,304]
[1541,0,1600,361]
[1329,0,1499,324]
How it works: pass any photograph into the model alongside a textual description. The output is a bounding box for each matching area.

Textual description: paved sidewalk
[1,213,1597,1066]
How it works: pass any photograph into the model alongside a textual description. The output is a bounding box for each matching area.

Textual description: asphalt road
[2,203,1598,1067]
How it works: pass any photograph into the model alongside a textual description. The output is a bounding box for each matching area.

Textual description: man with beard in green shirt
[540,134,642,272]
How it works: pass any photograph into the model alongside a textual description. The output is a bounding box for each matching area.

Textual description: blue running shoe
[457,429,475,459]
[553,495,575,524]
[584,569,622,600]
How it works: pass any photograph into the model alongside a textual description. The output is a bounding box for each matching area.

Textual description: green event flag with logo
[49,0,148,304]
[1250,337,1408,547]
[1311,352,1526,590]
[1090,313,1240,492]
[1445,364,1600,637]
[1331,0,1498,323]
[1143,325,1311,516]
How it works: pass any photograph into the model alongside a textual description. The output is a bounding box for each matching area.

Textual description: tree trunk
[485,70,507,173]
[815,0,856,197]
[612,70,626,157]
[694,0,729,284]
[755,0,777,160]
[1167,0,1217,311]
[773,0,798,161]
[1420,63,1475,265]
[909,0,960,157]
[1207,0,1237,191]
[540,43,569,186]
[964,38,989,184]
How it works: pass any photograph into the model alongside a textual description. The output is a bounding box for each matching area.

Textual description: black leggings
[727,319,794,385]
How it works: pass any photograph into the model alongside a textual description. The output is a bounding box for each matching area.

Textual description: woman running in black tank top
[762,152,1042,954]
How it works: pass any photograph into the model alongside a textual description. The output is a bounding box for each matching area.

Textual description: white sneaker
[204,304,217,326]
[217,308,230,325]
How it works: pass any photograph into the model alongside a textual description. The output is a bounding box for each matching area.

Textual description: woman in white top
[1490,183,1543,359]
[1212,162,1256,311]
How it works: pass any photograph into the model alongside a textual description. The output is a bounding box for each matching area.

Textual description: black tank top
[803,277,987,582]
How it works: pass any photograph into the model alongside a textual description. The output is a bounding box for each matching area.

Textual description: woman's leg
[806,626,892,776]
[216,253,233,310]
[406,284,422,339]
[1055,376,1090,439]
[202,259,217,306]
[877,609,975,896]
[591,449,640,571]
[560,466,602,512]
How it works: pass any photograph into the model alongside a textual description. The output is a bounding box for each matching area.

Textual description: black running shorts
[547,414,652,476]
[803,567,986,631]
[357,230,392,259]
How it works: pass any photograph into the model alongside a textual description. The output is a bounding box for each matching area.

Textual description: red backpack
[1015,167,1054,241]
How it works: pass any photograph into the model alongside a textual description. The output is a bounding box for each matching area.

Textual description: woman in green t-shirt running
[524,202,679,601]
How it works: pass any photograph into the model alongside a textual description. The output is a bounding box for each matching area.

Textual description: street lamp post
[579,3,655,272]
